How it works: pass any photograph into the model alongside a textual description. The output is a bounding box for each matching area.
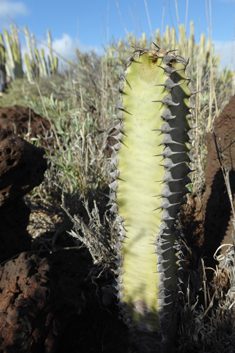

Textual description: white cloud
[52,33,100,59]
[52,34,77,59]
[213,40,235,71]
[0,0,28,18]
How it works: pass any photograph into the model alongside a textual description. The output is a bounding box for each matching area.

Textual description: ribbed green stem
[109,46,191,351]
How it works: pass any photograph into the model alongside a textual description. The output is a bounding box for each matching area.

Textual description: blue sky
[0,0,234,69]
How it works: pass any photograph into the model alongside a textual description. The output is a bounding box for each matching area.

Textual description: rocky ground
[1,98,235,352]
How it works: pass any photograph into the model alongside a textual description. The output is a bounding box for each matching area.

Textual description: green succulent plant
[109,44,192,352]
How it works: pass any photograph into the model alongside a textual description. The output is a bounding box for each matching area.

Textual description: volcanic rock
[202,95,235,265]
[0,105,52,148]
[0,198,31,263]
[0,251,87,353]
[0,129,47,206]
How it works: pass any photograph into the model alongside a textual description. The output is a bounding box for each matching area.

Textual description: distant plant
[0,25,58,82]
